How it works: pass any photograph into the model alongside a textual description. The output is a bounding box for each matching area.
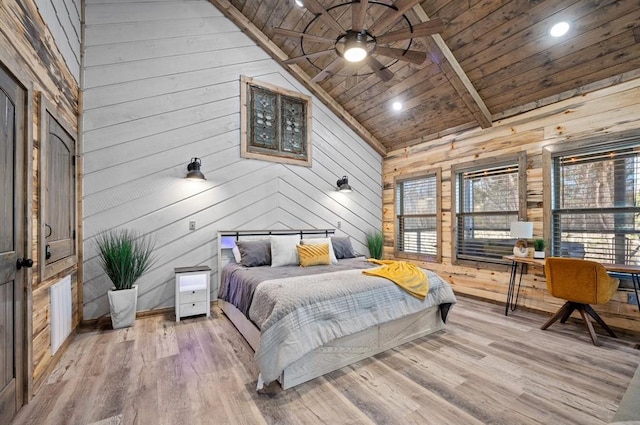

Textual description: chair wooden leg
[577,306,600,346]
[584,304,617,338]
[541,301,573,330]
[559,302,577,324]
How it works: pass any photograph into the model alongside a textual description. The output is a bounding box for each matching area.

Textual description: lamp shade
[336,176,352,192]
[186,157,206,180]
[510,221,533,239]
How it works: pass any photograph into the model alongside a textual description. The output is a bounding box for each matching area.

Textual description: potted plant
[533,238,546,259]
[95,229,156,329]
[366,231,384,260]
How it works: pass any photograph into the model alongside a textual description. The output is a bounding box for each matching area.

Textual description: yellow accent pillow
[296,243,331,267]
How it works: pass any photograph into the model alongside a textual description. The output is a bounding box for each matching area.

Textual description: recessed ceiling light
[294,0,304,7]
[392,101,403,111]
[549,21,570,37]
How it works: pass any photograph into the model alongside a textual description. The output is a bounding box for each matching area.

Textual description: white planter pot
[107,285,138,329]
[534,251,546,259]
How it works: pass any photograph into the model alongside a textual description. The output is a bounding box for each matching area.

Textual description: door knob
[17,258,33,270]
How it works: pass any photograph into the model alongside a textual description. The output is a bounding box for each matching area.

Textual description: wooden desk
[503,255,545,316]
[605,264,640,311]
[502,256,640,315]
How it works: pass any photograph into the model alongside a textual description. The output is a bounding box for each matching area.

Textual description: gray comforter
[240,263,457,384]
[218,258,374,318]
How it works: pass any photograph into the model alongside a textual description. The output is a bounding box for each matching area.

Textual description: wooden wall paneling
[1,0,80,401]
[82,59,278,110]
[384,76,640,333]
[83,31,254,68]
[85,1,220,25]
[82,0,382,320]
[84,16,238,47]
[33,0,81,81]
[83,96,239,162]
[83,46,270,89]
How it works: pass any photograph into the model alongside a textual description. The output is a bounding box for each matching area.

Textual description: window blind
[552,146,640,265]
[456,163,520,261]
[396,174,438,258]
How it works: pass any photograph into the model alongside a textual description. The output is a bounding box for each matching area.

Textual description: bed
[216,229,457,389]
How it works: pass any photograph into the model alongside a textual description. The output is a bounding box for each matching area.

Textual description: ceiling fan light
[344,46,367,62]
[343,32,368,62]
[549,21,570,37]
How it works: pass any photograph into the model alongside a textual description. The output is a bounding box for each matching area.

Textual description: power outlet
[189,221,196,231]
[628,292,638,306]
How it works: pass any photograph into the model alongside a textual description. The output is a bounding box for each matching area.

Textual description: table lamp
[510,221,533,257]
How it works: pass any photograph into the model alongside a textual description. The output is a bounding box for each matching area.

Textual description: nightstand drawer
[179,301,208,317]
[180,288,207,303]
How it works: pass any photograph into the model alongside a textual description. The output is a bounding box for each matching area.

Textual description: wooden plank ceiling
[213,0,640,154]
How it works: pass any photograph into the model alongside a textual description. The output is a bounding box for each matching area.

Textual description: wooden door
[0,66,26,422]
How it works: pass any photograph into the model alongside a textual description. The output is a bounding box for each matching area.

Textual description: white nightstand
[174,266,211,322]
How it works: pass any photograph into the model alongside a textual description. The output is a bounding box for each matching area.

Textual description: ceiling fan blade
[301,0,345,34]
[364,56,394,82]
[369,0,420,34]
[272,28,336,43]
[352,0,369,32]
[285,49,335,64]
[346,74,358,89]
[311,57,344,83]
[374,46,426,65]
[376,19,444,44]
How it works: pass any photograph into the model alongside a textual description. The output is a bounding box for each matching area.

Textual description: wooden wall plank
[384,76,640,332]
[1,0,80,399]
[82,0,383,320]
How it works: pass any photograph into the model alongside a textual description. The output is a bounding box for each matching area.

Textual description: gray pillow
[331,236,356,259]
[236,240,271,267]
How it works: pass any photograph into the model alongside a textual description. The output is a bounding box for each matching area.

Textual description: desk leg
[505,261,525,316]
[632,273,640,312]
[505,261,517,316]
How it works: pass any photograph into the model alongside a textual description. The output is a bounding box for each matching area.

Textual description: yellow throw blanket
[363,259,429,300]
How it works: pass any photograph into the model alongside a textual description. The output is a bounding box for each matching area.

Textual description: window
[240,75,312,167]
[395,169,441,262]
[549,139,640,265]
[39,94,77,279]
[453,153,527,263]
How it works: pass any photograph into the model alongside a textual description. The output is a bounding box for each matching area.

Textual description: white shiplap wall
[81,0,383,320]
[34,0,81,82]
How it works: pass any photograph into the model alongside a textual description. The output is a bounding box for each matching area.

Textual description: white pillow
[232,245,242,263]
[270,235,300,267]
[301,237,338,264]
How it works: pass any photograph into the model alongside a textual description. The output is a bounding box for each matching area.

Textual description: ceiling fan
[273,0,444,83]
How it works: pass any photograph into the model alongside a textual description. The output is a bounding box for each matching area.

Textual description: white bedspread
[248,268,456,384]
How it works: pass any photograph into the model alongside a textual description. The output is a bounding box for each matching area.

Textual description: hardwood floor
[12,296,640,425]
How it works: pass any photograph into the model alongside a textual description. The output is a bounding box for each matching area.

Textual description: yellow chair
[542,257,620,346]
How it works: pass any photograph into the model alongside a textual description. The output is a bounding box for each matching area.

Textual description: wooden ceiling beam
[412,4,492,129]
[208,0,387,156]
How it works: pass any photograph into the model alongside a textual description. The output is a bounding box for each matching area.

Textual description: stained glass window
[241,76,311,166]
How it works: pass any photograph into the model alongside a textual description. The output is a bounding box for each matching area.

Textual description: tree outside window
[550,144,640,265]
[395,169,441,262]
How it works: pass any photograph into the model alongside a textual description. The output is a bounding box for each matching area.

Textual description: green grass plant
[366,231,384,260]
[95,229,157,290]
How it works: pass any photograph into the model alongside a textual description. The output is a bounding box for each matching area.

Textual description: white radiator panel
[50,275,72,354]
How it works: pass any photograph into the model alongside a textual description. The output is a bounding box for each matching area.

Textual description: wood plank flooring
[11,296,640,425]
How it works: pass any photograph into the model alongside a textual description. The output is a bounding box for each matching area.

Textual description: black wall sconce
[186,157,206,180]
[336,176,352,192]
